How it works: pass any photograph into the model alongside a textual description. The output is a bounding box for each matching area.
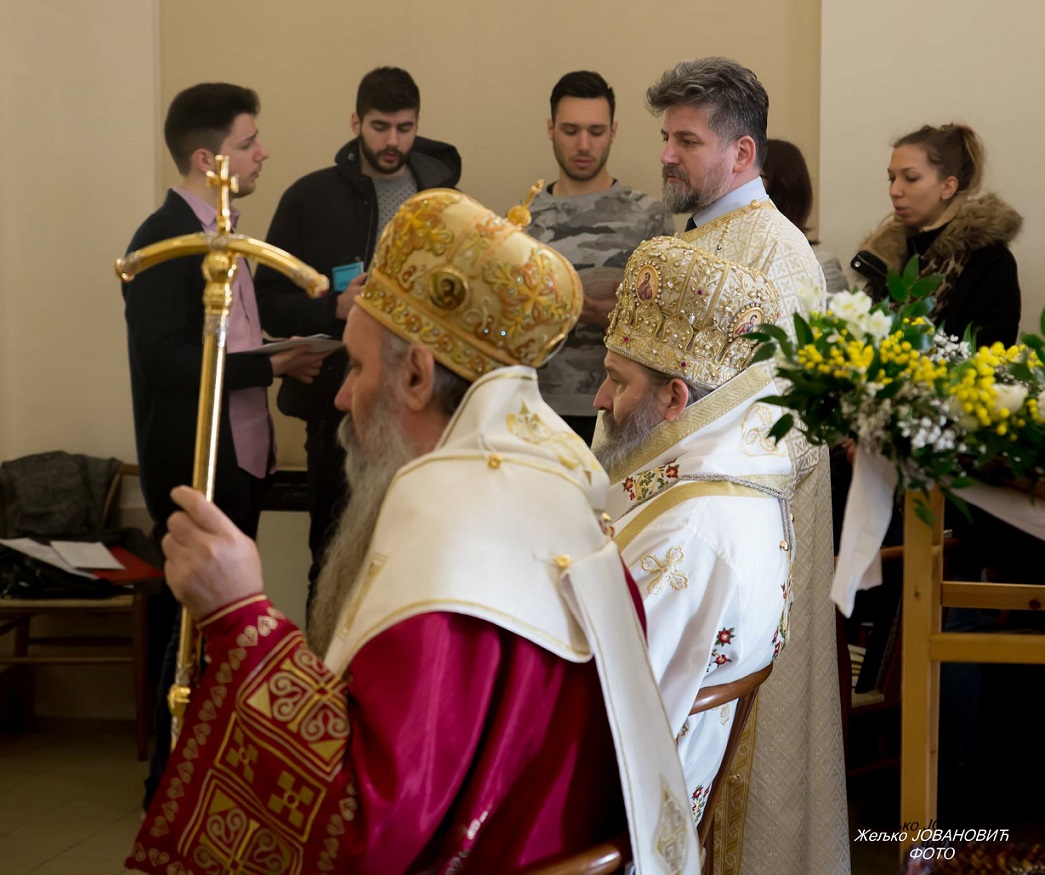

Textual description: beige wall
[820,0,1045,334]
[0,0,159,465]
[1,0,159,719]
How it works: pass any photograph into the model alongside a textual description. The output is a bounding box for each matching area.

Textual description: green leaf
[901,299,933,320]
[1022,334,1043,358]
[902,254,921,284]
[908,275,943,299]
[914,498,936,527]
[751,324,790,343]
[749,343,777,365]
[1010,363,1034,382]
[768,414,794,440]
[876,380,903,399]
[794,314,813,346]
[945,491,972,524]
[887,271,908,302]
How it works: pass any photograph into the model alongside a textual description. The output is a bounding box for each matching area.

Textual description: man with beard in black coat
[255,67,461,615]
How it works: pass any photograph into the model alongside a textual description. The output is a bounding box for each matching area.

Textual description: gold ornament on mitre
[605,235,781,391]
[506,178,544,226]
[356,188,581,382]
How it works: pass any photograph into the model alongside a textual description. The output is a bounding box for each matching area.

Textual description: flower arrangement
[751,258,1045,518]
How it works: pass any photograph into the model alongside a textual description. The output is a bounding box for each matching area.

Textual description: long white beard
[592,393,665,476]
[307,402,415,656]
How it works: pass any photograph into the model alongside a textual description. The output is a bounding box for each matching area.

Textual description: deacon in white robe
[643,57,849,875]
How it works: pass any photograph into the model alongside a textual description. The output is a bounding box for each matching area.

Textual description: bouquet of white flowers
[751,259,1044,521]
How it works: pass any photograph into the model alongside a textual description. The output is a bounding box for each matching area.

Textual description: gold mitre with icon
[605,236,781,390]
[356,186,581,382]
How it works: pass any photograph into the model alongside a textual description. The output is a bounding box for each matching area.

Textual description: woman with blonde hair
[851,123,1022,346]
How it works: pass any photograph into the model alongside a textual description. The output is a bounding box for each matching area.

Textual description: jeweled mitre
[604,236,781,390]
[357,188,581,382]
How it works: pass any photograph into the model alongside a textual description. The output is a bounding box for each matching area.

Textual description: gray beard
[306,403,415,656]
[592,393,665,476]
[661,164,729,216]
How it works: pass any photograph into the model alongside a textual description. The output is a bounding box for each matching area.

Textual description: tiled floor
[5,718,1036,874]
[0,719,143,875]
[2,718,897,874]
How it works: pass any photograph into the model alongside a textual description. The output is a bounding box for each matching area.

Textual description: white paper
[50,540,125,570]
[244,335,341,355]
[0,537,98,579]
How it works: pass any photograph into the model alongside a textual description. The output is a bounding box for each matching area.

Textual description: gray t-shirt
[526,181,675,417]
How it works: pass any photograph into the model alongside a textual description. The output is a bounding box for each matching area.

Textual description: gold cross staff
[115,155,330,745]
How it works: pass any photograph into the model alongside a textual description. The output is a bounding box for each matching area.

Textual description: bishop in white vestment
[594,237,795,831]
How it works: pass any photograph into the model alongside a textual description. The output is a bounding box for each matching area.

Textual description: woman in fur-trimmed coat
[851,123,1022,347]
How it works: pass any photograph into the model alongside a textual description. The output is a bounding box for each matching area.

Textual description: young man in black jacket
[123,82,328,809]
[255,67,461,615]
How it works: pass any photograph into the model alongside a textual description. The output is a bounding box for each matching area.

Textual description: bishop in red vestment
[127,189,688,874]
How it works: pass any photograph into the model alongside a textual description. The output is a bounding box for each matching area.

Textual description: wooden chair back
[521,833,630,875]
[522,662,774,875]
[692,661,773,864]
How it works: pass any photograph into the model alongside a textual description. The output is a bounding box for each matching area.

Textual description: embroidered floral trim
[690,784,710,825]
[772,574,794,658]
[707,626,736,672]
[621,460,680,502]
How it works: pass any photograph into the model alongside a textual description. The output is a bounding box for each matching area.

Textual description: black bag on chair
[0,546,118,600]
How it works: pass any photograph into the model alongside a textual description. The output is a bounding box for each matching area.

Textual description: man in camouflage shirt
[527,70,675,444]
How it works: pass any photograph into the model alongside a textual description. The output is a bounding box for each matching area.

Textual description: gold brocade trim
[348,596,592,664]
[199,594,269,630]
[738,473,791,490]
[712,696,759,875]
[604,365,772,484]
[683,200,777,241]
[615,481,773,553]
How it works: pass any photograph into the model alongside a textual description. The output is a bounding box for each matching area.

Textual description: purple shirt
[174,188,272,479]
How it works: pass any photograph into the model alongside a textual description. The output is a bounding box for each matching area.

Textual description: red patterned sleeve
[127,597,507,874]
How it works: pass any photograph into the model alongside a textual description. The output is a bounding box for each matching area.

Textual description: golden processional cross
[115,156,329,744]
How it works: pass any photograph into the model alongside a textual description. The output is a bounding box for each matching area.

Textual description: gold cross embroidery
[641,546,688,595]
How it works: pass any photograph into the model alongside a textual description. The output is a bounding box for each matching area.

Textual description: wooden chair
[0,462,159,760]
[523,662,774,875]
[521,833,631,875]
[693,661,773,873]
[899,487,1045,855]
